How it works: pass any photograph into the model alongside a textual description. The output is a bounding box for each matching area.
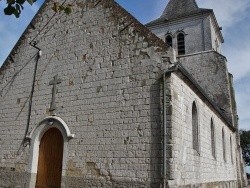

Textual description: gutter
[23,50,42,145]
[163,71,167,187]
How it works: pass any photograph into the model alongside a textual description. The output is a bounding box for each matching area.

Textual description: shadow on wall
[149,79,162,187]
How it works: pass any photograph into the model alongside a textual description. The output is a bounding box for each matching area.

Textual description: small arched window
[222,128,226,161]
[211,118,216,158]
[177,33,185,55]
[166,35,173,47]
[230,136,233,163]
[192,102,199,152]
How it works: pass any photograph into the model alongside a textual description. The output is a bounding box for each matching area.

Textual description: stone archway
[36,127,64,188]
[27,116,74,188]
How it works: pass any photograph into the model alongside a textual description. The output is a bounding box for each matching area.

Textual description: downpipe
[163,72,167,188]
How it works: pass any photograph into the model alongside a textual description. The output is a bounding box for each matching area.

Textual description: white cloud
[197,0,250,30]
[236,103,250,130]
[226,47,250,81]
[234,75,250,130]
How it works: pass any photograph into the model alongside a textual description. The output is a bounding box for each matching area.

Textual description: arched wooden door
[36,127,64,188]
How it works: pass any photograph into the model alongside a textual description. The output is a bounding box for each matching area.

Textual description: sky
[0,0,249,169]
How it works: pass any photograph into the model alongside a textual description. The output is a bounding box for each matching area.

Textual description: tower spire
[161,0,199,19]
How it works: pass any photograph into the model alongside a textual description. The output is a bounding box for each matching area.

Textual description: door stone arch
[27,116,74,188]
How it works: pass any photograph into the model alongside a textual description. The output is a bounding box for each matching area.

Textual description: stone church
[0,0,247,187]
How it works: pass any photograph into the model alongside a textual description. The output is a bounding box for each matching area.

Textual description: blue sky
[0,0,249,170]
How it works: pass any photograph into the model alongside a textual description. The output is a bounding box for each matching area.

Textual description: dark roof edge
[164,63,236,132]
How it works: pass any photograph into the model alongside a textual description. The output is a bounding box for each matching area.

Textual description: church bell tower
[146,1,246,186]
[146,0,236,127]
[146,0,224,55]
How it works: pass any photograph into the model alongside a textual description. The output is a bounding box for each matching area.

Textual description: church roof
[146,0,212,25]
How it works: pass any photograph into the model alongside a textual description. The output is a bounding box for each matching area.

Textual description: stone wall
[167,71,238,187]
[0,0,173,187]
[0,0,242,187]
[210,17,222,53]
[171,180,238,188]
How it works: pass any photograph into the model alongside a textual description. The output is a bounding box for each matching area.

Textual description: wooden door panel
[36,128,64,188]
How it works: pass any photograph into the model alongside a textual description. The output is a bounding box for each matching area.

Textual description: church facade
[0,0,247,187]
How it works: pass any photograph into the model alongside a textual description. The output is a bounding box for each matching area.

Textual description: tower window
[166,35,173,47]
[177,33,185,55]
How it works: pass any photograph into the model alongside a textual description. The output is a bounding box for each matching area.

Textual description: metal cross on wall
[49,74,62,111]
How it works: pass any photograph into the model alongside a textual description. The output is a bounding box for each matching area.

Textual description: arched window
[211,118,216,158]
[192,102,199,152]
[166,35,173,47]
[222,128,226,161]
[230,136,233,163]
[177,33,185,55]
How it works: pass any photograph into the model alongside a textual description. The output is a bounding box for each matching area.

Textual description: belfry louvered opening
[177,33,185,55]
